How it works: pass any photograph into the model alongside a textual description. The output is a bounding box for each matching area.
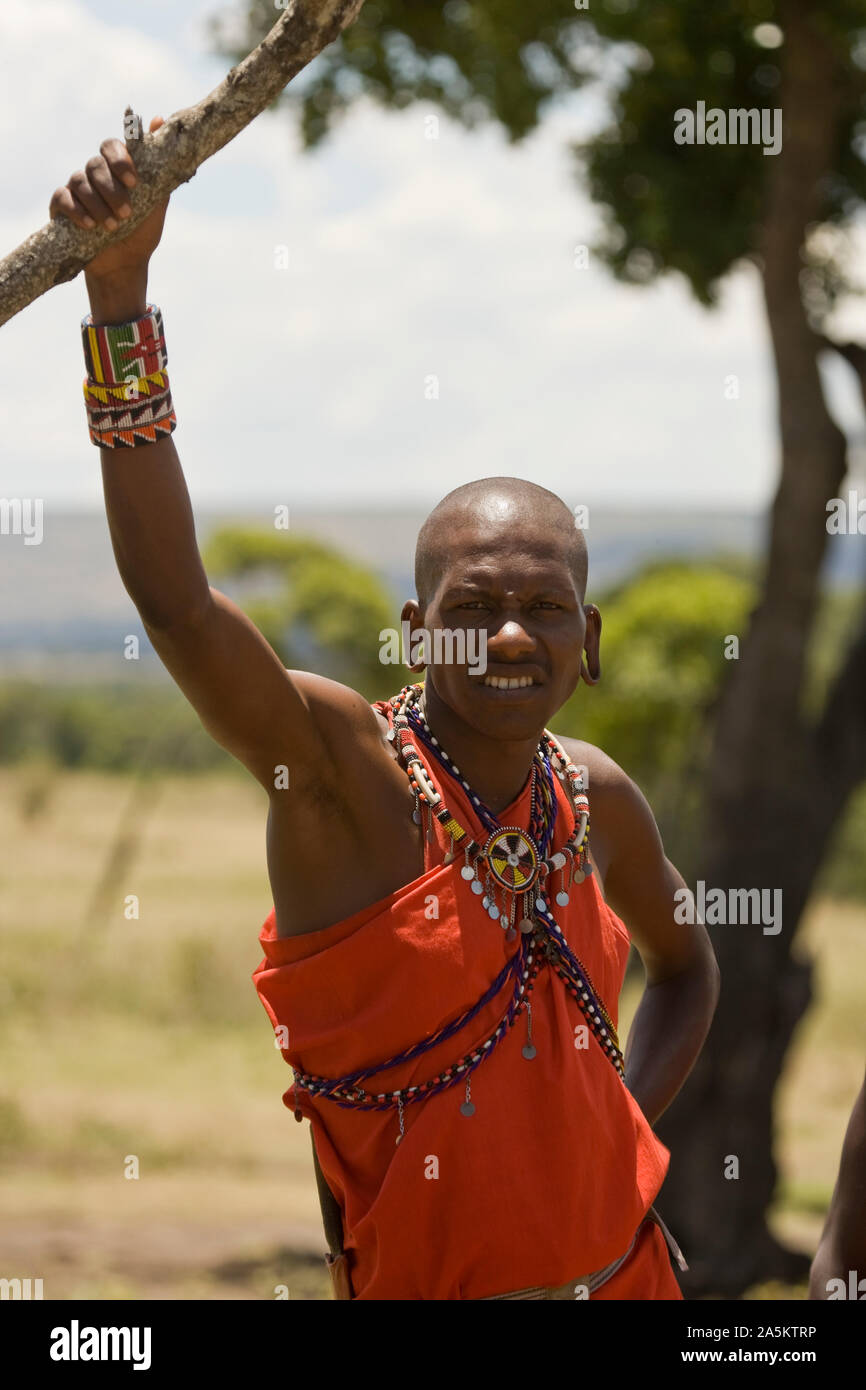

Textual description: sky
[1,0,865,512]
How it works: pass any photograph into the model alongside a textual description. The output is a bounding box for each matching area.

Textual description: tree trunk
[0,0,365,326]
[656,2,858,1296]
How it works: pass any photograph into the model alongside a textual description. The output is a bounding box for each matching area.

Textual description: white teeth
[482,675,535,689]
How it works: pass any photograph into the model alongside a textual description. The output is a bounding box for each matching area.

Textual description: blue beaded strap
[293,937,541,1110]
[531,892,624,1076]
[308,945,523,1094]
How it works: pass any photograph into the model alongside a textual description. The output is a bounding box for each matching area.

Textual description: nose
[486,616,535,658]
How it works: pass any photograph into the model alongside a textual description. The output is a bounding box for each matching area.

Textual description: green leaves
[215,1,866,307]
[557,560,754,874]
[201,523,397,697]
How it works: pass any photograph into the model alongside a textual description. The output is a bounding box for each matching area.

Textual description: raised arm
[51,119,376,791]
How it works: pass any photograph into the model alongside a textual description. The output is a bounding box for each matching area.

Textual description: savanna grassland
[1,766,862,1300]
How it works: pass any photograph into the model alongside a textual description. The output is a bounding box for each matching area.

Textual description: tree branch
[0,0,365,327]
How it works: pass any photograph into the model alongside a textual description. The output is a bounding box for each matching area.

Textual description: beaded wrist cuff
[81,304,177,449]
[82,304,168,380]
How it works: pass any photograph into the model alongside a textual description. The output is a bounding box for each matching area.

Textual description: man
[810,1069,866,1300]
[50,119,720,1300]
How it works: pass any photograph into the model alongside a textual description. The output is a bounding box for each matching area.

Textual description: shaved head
[404,476,600,745]
[414,477,587,609]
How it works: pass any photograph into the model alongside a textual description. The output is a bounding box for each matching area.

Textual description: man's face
[405,517,595,742]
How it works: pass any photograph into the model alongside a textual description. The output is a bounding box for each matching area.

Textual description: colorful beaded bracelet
[81,304,176,449]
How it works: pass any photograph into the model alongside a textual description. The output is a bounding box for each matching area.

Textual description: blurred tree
[215,0,866,1292]
[202,525,400,699]
[557,563,754,879]
[0,680,223,772]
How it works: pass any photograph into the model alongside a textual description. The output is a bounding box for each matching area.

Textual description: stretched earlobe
[580,656,601,687]
[581,603,602,686]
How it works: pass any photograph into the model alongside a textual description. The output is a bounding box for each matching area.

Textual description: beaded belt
[480,1206,688,1300]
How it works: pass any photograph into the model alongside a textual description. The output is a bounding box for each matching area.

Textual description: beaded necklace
[290,684,625,1142]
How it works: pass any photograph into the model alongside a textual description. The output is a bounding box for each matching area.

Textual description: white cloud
[0,0,782,510]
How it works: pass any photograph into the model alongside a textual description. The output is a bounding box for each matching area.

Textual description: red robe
[253,706,683,1299]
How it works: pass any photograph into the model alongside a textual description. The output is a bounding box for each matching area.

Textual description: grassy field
[0,765,862,1300]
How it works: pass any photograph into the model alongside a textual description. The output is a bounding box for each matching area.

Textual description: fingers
[48,180,105,230]
[68,162,132,232]
[49,142,135,230]
[49,184,92,228]
[48,116,165,228]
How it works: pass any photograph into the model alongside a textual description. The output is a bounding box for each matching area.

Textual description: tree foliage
[212,0,597,147]
[202,525,399,698]
[556,561,754,875]
[215,1,866,309]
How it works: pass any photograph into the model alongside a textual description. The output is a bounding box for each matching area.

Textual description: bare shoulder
[289,669,384,731]
[282,670,392,775]
[556,736,640,803]
[554,736,660,882]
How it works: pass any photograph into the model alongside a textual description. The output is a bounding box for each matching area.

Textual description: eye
[534,601,562,610]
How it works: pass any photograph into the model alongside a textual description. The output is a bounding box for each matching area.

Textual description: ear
[401,599,426,672]
[580,603,601,686]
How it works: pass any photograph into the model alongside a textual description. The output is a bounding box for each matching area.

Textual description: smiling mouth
[476,674,539,690]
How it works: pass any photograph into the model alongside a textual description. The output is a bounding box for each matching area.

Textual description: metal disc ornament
[460,1101,475,1117]
[483,827,540,892]
[522,1043,537,1060]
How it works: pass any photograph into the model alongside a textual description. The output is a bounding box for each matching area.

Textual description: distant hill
[0,505,860,680]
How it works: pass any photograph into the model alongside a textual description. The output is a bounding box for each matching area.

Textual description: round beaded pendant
[483,826,540,893]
